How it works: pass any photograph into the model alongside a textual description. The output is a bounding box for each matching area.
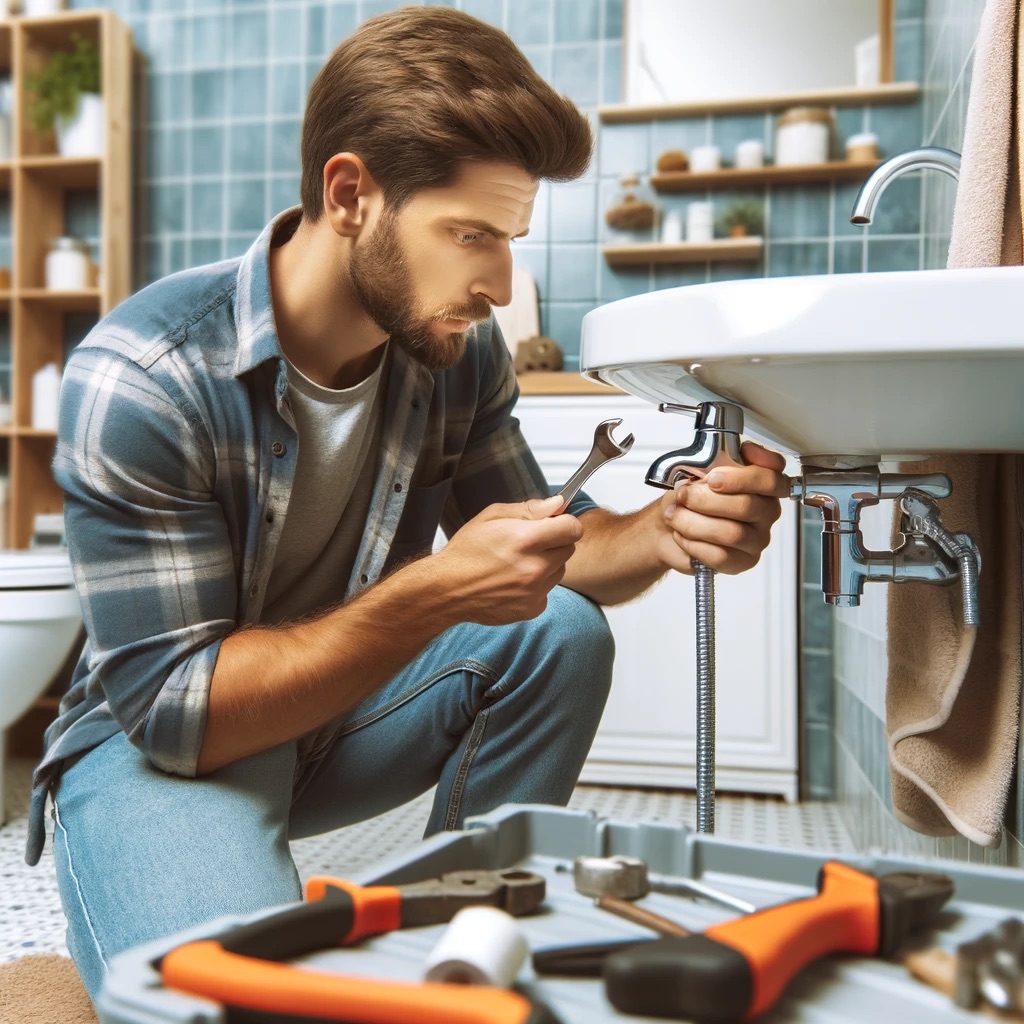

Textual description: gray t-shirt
[261,350,386,624]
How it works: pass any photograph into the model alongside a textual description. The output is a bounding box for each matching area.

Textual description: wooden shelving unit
[651,161,882,193]
[0,9,133,549]
[598,82,920,125]
[603,237,763,267]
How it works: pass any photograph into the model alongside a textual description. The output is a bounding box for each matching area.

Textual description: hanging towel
[885,0,1024,847]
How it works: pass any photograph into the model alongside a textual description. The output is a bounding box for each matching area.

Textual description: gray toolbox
[96,803,1024,1023]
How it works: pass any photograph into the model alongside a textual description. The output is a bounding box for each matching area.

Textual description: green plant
[25,33,101,136]
[718,200,765,237]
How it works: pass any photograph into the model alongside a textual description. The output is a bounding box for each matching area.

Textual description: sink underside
[580,268,1024,461]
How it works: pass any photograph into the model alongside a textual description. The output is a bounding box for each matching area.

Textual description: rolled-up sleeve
[54,346,238,777]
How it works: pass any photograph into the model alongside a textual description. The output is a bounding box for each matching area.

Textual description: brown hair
[300,5,593,219]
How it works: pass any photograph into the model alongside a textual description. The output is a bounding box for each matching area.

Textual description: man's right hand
[434,494,583,625]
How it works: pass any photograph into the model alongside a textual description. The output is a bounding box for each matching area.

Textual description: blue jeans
[50,586,613,1002]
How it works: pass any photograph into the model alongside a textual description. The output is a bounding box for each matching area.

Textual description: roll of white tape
[423,906,529,988]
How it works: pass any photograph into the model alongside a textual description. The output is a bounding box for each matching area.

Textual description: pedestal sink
[580,266,1024,462]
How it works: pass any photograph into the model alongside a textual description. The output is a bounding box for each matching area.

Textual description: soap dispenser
[31,362,60,431]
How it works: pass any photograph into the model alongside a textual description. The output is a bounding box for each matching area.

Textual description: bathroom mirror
[623,0,894,106]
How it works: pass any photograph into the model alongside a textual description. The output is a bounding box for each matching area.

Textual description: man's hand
[657,440,789,575]
[434,495,582,624]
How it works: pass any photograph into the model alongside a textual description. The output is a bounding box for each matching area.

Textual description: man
[26,5,788,1001]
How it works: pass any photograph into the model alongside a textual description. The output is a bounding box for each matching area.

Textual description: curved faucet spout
[850,146,961,225]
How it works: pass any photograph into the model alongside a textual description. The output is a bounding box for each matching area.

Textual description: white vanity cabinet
[514,393,800,801]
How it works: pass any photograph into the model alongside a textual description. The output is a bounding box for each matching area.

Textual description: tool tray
[97,804,1024,1023]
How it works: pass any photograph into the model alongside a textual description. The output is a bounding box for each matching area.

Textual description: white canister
[0,474,7,547]
[661,209,683,245]
[735,139,765,169]
[56,92,104,158]
[689,145,721,173]
[686,201,714,243]
[32,362,60,431]
[775,107,833,166]
[46,237,90,290]
[21,0,67,15]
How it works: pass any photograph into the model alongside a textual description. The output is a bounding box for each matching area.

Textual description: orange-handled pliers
[161,870,561,1023]
[603,861,954,1022]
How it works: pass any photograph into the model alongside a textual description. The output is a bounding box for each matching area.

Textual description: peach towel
[886,0,1023,846]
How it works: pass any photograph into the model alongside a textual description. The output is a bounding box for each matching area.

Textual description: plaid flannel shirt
[25,209,596,865]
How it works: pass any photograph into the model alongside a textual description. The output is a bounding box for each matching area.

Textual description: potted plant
[25,33,102,157]
[718,200,764,239]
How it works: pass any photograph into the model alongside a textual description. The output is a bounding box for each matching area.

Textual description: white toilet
[0,549,83,824]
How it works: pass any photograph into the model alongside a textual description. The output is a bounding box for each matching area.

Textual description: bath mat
[0,954,96,1024]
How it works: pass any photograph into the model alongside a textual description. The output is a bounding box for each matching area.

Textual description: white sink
[580,267,1024,462]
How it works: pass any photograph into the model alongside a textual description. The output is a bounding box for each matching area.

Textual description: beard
[348,208,491,372]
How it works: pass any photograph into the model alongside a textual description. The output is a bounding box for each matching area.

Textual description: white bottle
[687,202,715,244]
[0,474,7,549]
[661,209,683,245]
[32,362,60,431]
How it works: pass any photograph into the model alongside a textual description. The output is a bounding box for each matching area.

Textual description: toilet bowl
[0,549,83,825]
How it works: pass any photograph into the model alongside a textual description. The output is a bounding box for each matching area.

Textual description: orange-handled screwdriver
[603,861,953,1023]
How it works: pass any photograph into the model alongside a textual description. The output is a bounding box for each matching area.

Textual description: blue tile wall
[65,0,939,808]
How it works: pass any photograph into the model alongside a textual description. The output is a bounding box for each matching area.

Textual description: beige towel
[886,0,1024,847]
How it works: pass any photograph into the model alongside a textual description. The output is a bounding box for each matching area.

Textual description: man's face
[348,161,538,372]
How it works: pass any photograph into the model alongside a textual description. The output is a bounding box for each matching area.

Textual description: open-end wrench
[553,418,635,514]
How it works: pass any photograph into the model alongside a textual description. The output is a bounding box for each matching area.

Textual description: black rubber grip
[604,934,754,1023]
[532,938,655,976]
[218,883,356,961]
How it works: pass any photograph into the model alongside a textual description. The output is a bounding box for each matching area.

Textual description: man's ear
[323,153,379,237]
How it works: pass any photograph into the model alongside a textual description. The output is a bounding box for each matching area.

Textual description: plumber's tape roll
[423,906,529,988]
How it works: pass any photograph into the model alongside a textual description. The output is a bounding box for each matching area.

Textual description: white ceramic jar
[690,145,721,173]
[775,107,833,166]
[45,237,90,290]
[735,139,765,169]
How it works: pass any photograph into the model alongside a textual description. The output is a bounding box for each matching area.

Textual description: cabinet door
[515,394,799,801]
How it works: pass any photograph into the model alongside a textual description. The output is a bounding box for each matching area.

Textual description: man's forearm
[561,502,674,606]
[197,558,460,774]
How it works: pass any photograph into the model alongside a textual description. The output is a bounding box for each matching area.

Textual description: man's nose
[471,251,514,307]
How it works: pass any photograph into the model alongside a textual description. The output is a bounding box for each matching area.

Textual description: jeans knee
[546,586,615,680]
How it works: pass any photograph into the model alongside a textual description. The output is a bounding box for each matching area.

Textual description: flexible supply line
[692,558,716,833]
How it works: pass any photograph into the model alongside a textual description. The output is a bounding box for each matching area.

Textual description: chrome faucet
[850,146,961,225]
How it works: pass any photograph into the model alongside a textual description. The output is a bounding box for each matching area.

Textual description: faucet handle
[646,401,746,489]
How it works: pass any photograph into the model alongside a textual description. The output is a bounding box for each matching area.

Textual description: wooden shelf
[16,427,58,438]
[517,372,623,396]
[650,161,882,193]
[19,155,101,189]
[19,287,102,312]
[599,82,920,124]
[603,237,763,267]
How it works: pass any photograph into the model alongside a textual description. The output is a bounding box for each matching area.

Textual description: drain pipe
[647,402,747,833]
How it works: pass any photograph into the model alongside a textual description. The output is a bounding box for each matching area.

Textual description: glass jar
[604,173,658,241]
[45,236,90,290]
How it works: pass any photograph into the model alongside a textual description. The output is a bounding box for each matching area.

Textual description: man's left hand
[656,440,789,575]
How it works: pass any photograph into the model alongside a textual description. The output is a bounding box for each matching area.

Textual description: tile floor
[0,755,853,964]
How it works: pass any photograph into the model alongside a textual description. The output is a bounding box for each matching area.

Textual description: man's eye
[455,231,480,244]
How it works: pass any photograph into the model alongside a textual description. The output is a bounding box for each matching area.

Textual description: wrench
[553,418,635,514]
